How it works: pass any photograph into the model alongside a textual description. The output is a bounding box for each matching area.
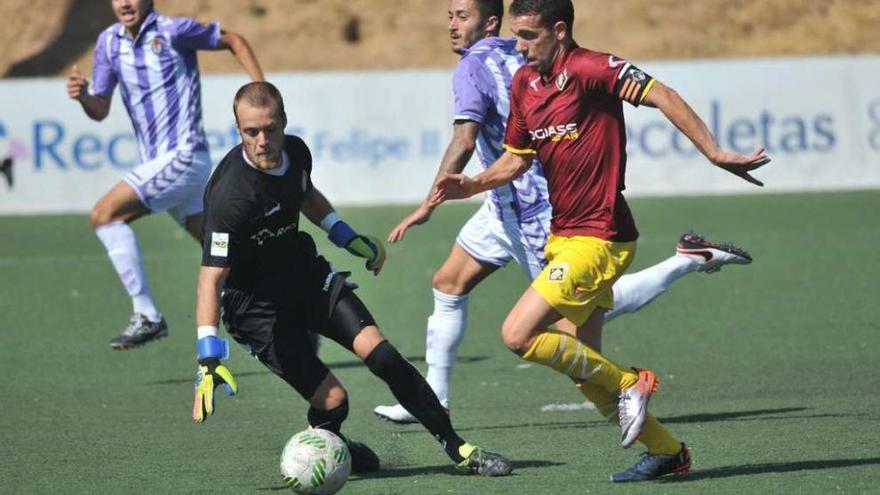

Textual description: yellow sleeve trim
[503,144,537,155]
[638,78,656,104]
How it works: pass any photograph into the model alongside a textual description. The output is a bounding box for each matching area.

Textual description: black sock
[307,399,349,435]
[365,341,467,463]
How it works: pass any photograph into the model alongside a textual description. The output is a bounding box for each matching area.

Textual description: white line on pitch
[540,401,597,412]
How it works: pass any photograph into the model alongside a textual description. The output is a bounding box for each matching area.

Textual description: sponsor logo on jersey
[264,202,281,217]
[250,221,297,246]
[211,232,229,257]
[608,55,627,68]
[529,123,580,142]
[529,76,541,92]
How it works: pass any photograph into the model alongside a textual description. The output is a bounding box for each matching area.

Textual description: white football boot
[374,402,449,424]
[676,231,752,273]
[373,403,418,424]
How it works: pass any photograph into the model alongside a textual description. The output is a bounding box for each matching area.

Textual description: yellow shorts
[531,234,637,326]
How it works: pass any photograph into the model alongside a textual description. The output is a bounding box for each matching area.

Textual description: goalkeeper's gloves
[344,235,386,275]
[193,335,237,423]
[326,217,386,275]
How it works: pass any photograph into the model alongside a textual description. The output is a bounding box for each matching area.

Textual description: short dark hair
[474,0,504,24]
[233,81,286,121]
[509,0,574,31]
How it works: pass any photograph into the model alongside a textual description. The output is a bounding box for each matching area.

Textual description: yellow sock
[522,330,637,393]
[637,414,681,455]
[575,380,618,419]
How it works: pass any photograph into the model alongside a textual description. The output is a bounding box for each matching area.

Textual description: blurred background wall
[3,0,879,77]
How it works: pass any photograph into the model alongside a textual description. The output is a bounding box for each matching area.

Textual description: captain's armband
[614,64,655,107]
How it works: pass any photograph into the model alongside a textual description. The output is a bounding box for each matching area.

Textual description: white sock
[605,254,699,323]
[424,289,469,407]
[95,221,161,322]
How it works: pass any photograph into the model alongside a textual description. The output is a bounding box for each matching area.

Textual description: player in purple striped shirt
[374,0,752,423]
[66,0,264,350]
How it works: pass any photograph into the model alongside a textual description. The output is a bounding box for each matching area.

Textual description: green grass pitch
[1,190,879,494]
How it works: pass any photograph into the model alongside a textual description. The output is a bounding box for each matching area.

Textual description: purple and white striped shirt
[92,10,220,162]
[452,37,549,222]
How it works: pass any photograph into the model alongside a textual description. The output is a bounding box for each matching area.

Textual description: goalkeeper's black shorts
[220,272,376,400]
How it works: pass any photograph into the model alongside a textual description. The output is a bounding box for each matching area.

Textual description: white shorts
[456,201,552,280]
[123,149,212,225]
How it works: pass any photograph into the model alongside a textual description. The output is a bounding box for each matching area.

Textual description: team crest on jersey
[211,232,229,257]
[555,68,569,91]
[547,263,568,283]
[151,36,165,55]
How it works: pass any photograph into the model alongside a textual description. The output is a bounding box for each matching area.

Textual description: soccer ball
[280,428,351,494]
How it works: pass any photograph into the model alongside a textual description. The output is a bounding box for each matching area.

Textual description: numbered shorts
[532,235,637,326]
[123,149,212,225]
[456,201,552,279]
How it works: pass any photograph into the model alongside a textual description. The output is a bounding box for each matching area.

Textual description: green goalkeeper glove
[345,235,386,275]
[192,358,238,423]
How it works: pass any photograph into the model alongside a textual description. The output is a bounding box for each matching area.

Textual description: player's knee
[90,204,114,228]
[364,340,405,380]
[431,269,468,295]
[91,199,132,228]
[501,321,531,355]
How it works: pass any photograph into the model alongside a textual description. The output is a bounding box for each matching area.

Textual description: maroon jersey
[504,43,655,242]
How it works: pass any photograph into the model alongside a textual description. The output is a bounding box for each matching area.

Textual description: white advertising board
[1,55,878,215]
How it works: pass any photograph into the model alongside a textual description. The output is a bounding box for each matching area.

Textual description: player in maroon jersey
[431,0,770,482]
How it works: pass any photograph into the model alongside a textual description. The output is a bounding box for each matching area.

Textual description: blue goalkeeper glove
[192,336,237,423]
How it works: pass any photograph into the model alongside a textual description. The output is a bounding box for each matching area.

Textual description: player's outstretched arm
[302,187,386,276]
[66,65,110,121]
[387,205,434,243]
[388,121,480,243]
[218,31,265,82]
[643,80,770,186]
[193,265,238,423]
[429,151,533,206]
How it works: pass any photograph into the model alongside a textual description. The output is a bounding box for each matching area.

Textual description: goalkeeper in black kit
[191,81,512,477]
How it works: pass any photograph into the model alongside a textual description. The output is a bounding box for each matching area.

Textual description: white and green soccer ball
[280,428,351,494]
